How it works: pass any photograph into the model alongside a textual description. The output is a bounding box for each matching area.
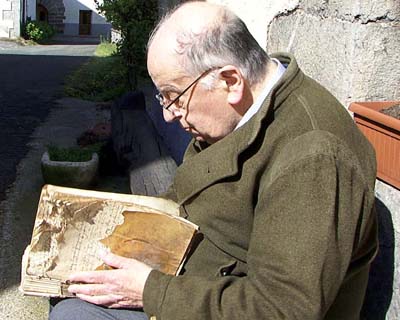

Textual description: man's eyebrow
[158,74,188,93]
[159,84,180,93]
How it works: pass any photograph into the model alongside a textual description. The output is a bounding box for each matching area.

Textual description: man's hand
[68,251,153,309]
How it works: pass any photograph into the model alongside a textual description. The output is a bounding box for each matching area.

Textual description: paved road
[0,40,97,201]
[0,40,99,319]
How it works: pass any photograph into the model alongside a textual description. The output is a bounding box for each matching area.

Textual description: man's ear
[218,65,244,105]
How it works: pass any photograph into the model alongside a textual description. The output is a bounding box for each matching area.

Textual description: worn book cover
[20,184,198,298]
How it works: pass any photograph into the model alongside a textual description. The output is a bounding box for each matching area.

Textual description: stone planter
[349,101,400,189]
[41,151,99,188]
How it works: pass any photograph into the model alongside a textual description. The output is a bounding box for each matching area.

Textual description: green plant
[47,146,95,162]
[95,40,117,57]
[95,0,158,90]
[64,54,130,101]
[24,21,55,42]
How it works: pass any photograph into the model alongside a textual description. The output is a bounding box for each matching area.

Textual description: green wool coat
[143,53,378,319]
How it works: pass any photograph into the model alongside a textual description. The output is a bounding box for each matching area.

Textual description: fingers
[75,293,123,306]
[68,283,113,296]
[101,251,149,271]
[67,268,147,309]
[101,251,133,269]
[75,295,140,309]
[69,270,110,283]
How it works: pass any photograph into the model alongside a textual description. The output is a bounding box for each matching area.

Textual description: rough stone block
[351,23,400,101]
[111,91,177,196]
[299,0,400,22]
[268,10,400,105]
[268,11,354,104]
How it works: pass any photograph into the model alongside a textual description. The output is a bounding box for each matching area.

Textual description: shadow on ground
[361,197,395,319]
[0,96,130,320]
[0,54,92,202]
[46,35,101,46]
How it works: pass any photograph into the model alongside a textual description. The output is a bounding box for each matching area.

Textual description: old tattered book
[20,184,198,297]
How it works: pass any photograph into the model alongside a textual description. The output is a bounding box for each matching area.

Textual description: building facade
[0,0,111,39]
[61,0,110,37]
[0,0,21,38]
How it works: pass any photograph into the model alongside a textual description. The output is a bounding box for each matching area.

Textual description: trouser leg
[49,298,148,320]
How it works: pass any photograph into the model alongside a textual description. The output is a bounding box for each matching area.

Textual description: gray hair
[148,4,270,88]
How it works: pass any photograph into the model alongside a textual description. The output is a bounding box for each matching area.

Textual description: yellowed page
[25,185,190,280]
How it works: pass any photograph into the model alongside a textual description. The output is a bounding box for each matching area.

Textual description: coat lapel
[174,96,273,204]
[174,53,301,204]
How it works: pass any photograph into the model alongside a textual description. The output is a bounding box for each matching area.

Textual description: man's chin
[187,130,204,141]
[187,130,212,144]
[194,135,218,145]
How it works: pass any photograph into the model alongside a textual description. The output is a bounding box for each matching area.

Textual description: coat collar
[174,53,303,204]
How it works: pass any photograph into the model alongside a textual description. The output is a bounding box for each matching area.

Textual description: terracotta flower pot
[349,101,400,189]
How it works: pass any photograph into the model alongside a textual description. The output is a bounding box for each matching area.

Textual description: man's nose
[163,108,181,123]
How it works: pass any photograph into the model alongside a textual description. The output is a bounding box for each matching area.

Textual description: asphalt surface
[0,37,104,319]
[0,39,97,201]
[0,97,112,320]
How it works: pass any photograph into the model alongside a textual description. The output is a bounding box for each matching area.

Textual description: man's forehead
[147,33,188,86]
[147,2,223,85]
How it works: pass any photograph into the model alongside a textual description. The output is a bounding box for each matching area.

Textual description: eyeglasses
[155,68,215,112]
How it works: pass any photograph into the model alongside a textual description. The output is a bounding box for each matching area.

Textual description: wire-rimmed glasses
[155,68,216,112]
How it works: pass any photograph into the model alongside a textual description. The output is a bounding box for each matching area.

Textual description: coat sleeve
[142,152,374,319]
[157,183,178,202]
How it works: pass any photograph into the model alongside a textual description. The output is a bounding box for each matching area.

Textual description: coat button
[220,268,229,276]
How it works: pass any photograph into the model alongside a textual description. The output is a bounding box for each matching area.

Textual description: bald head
[162,2,224,35]
[147,1,270,87]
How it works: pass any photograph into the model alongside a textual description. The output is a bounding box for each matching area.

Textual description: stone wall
[0,0,20,38]
[160,0,400,107]
[266,3,400,317]
[267,0,400,107]
[37,0,65,33]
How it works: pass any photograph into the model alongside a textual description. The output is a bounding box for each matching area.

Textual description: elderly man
[50,2,378,320]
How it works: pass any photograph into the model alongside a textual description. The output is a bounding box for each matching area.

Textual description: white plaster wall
[206,0,400,105]
[0,0,20,38]
[158,0,298,49]
[63,0,107,24]
[0,0,13,38]
[207,0,298,49]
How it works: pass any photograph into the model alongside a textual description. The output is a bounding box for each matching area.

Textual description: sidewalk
[0,97,124,320]
[0,37,97,56]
